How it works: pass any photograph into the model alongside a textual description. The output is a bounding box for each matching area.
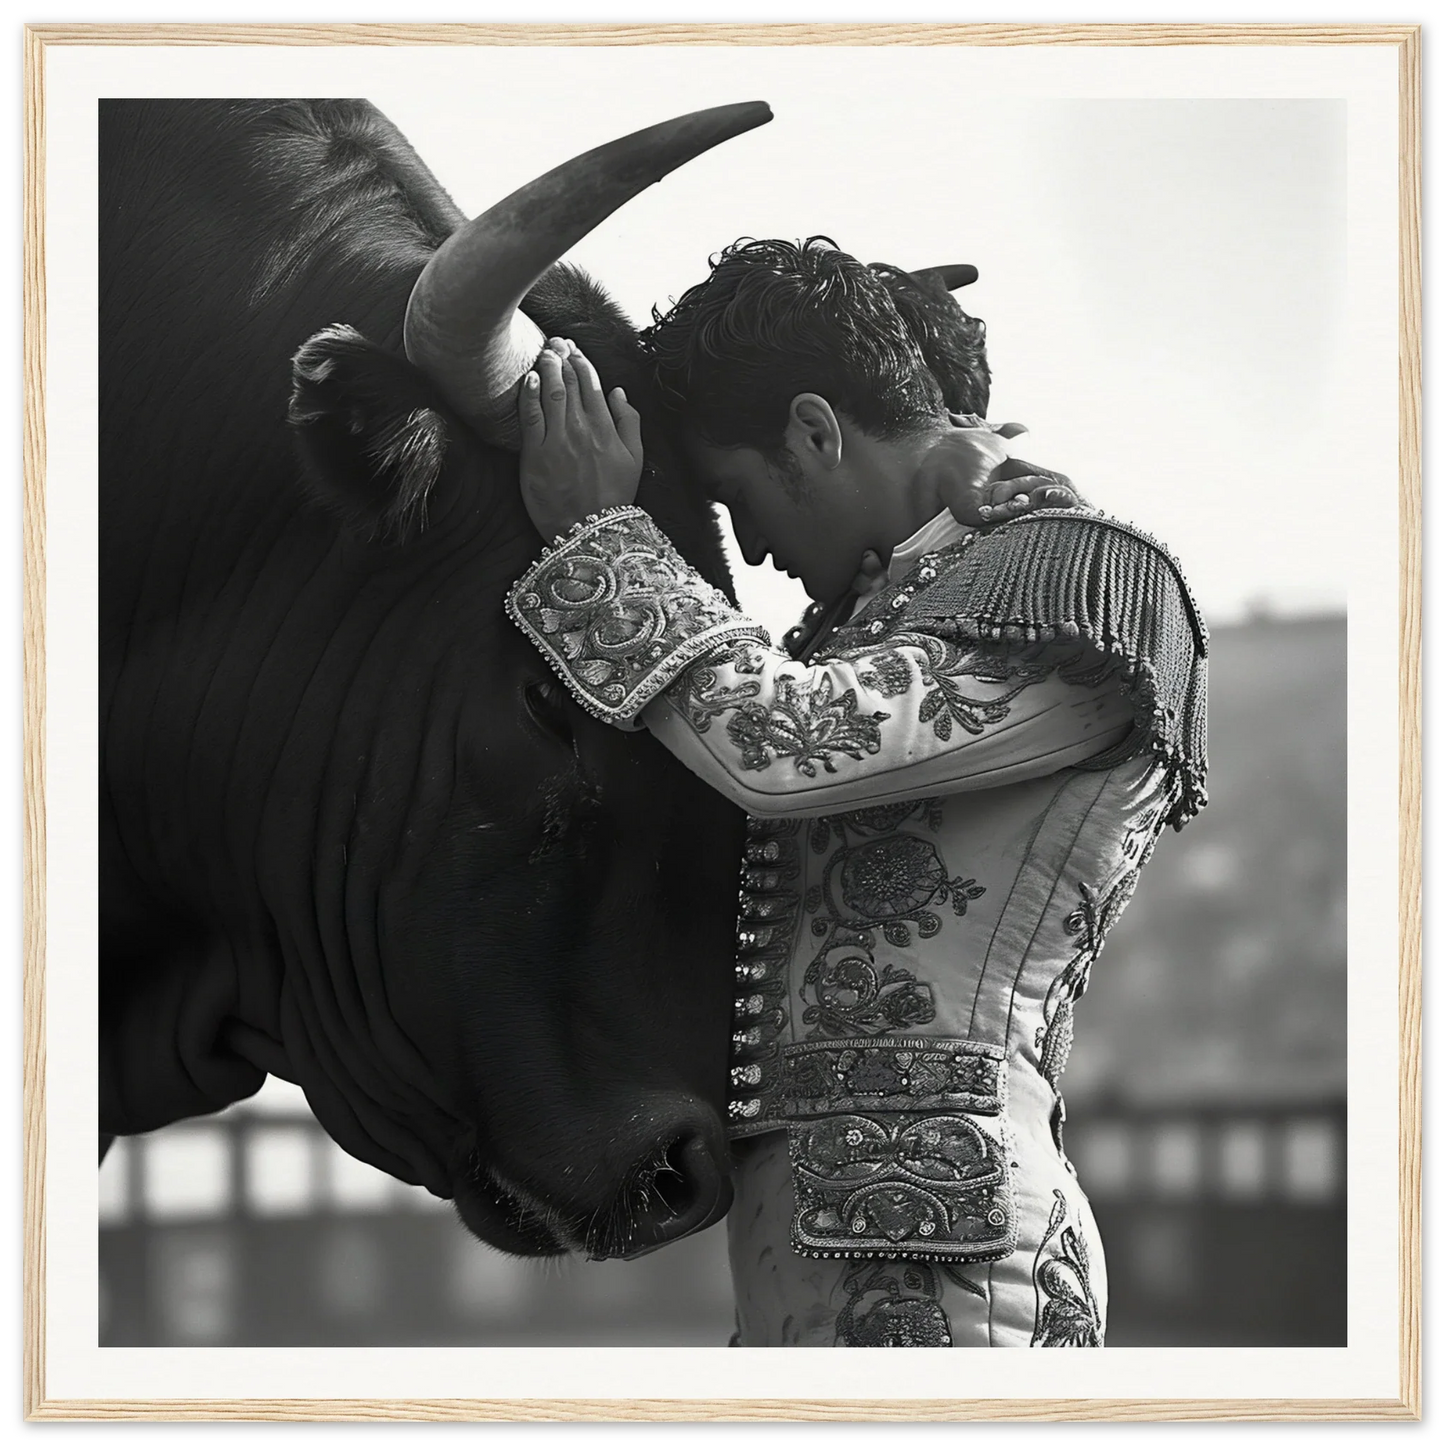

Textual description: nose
[587,1130,732,1260]
[730,516,769,569]
[457,1107,734,1261]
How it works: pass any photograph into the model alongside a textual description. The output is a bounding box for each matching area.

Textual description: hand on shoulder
[920,413,1093,527]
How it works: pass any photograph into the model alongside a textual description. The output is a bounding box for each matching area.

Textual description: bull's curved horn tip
[704,100,771,119]
[681,100,773,141]
[915,263,979,291]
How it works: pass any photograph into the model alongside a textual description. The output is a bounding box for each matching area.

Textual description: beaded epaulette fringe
[902,511,1209,831]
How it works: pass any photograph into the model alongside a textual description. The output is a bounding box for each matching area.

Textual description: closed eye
[523,677,575,748]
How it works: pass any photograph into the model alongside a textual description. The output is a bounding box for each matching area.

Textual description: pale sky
[374,55,1348,639]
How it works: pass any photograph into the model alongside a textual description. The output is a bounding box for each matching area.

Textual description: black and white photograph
[24,20,1416,1418]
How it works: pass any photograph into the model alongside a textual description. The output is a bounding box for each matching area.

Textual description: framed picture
[23,20,1420,1422]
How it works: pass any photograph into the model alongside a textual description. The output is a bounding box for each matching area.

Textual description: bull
[99,98,772,1259]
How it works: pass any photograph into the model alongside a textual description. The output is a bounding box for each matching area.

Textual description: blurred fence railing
[1066,1099,1346,1345]
[100,1094,1344,1346]
[99,1090,735,1347]
[1068,1101,1344,1207]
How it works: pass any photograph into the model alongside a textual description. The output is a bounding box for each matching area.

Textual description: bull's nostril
[603,1131,731,1260]
[650,1136,698,1217]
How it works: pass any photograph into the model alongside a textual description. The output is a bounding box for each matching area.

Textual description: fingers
[535,344,569,433]
[976,457,1081,522]
[976,480,1084,523]
[947,414,1029,439]
[977,473,1038,523]
[534,337,647,487]
[608,386,644,464]
[1028,483,1082,510]
[565,340,609,418]
[518,368,545,446]
[976,491,1032,524]
[553,337,582,414]
[992,456,1072,488]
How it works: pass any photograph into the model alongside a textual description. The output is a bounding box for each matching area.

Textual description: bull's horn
[911,264,979,291]
[405,101,773,449]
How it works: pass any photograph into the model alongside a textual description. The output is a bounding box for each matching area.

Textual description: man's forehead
[681,436,758,498]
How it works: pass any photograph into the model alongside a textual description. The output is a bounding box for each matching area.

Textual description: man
[506,238,1207,1347]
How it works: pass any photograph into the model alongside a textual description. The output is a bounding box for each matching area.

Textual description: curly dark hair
[640,236,989,458]
[868,263,991,419]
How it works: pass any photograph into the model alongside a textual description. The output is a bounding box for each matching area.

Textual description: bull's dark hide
[100,100,747,1256]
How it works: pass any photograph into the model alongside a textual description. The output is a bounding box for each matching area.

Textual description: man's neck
[841,416,955,564]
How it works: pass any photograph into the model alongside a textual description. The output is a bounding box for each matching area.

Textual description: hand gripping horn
[404,101,774,449]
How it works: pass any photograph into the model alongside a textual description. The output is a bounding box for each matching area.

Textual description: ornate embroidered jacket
[509,504,1207,1346]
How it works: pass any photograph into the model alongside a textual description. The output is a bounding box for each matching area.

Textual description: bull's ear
[288,324,452,542]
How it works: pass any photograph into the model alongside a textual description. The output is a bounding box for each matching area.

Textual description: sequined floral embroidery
[803,943,937,1037]
[1030,1189,1104,1347]
[1036,794,1170,1090]
[782,1039,1004,1118]
[810,800,943,852]
[723,674,892,778]
[832,1259,986,1347]
[911,635,1040,741]
[855,648,914,698]
[789,1108,1016,1261]
[837,561,1128,742]
[828,835,987,938]
[1037,991,1077,1095]
[673,640,768,730]
[800,816,986,1039]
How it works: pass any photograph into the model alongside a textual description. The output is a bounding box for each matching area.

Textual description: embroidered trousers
[726,1062,1109,1348]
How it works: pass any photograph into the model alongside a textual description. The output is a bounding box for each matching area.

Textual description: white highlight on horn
[448,313,546,453]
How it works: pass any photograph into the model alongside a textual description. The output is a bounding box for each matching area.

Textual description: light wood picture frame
[23,21,1420,1422]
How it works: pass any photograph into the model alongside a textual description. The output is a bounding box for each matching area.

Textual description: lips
[451,1159,570,1256]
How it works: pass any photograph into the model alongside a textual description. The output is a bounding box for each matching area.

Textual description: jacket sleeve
[508,507,1135,817]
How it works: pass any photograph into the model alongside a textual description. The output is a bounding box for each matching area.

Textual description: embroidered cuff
[506,506,770,728]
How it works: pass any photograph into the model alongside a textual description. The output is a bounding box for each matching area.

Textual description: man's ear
[785,393,844,469]
[288,324,454,542]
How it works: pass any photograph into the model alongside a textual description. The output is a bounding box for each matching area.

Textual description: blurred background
[100,78,1350,1347]
[100,610,1346,1347]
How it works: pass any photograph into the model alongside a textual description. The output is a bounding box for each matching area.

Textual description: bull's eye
[523,677,574,747]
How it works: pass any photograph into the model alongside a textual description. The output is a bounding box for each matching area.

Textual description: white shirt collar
[846,510,973,620]
[886,509,973,581]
